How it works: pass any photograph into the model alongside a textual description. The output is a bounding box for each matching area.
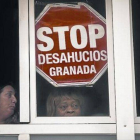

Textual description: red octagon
[35,2,107,87]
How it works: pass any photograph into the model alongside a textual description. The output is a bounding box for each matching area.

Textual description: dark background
[0,0,19,90]
[132,0,140,116]
[35,0,106,18]
[0,0,140,116]
[0,0,19,113]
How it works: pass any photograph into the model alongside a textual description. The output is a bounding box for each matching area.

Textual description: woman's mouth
[9,105,15,110]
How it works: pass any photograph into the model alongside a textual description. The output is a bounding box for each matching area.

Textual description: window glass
[35,0,109,117]
[0,136,18,140]
[136,135,140,140]
[0,0,19,124]
[31,135,117,140]
[132,0,140,116]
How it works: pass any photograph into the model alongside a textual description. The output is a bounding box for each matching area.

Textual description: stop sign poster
[35,2,107,87]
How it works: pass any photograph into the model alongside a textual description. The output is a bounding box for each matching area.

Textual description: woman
[46,88,85,116]
[0,84,18,124]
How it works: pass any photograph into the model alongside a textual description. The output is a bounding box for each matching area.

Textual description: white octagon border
[35,2,108,87]
[35,2,107,87]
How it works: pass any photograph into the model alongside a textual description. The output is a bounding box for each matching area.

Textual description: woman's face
[55,96,81,116]
[0,85,17,121]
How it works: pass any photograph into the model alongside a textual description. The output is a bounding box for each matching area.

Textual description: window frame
[29,0,116,124]
[19,0,30,123]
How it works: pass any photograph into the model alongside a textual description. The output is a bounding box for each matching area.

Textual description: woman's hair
[0,83,19,124]
[0,83,16,94]
[46,87,85,116]
[0,85,7,94]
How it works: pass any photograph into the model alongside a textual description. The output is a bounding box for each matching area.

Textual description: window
[30,0,115,123]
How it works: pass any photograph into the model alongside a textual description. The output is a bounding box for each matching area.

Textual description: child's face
[55,96,81,116]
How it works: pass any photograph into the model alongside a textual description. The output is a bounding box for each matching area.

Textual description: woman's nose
[12,95,17,103]
[66,106,74,113]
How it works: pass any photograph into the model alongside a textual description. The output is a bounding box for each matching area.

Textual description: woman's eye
[60,105,67,110]
[6,92,12,98]
[72,104,79,109]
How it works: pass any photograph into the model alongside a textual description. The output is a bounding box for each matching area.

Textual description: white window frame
[122,0,140,135]
[112,0,135,139]
[19,0,30,123]
[29,0,115,124]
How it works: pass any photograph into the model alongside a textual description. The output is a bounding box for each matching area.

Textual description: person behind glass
[0,84,18,124]
[46,88,85,116]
